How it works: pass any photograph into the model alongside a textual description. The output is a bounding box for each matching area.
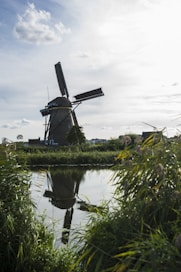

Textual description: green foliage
[5,133,181,271]
[93,139,124,151]
[15,137,125,166]
[66,125,86,145]
[113,228,181,271]
[0,145,77,272]
[16,150,118,166]
[71,134,181,271]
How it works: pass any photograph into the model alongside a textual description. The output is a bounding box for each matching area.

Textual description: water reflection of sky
[30,168,115,247]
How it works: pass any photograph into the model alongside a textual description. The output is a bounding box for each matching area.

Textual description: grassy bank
[15,134,181,167]
[16,150,118,166]
[15,139,124,166]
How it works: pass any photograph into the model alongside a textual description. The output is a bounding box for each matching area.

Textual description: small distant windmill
[40,62,104,145]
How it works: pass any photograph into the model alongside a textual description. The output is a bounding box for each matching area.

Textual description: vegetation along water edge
[1,132,181,271]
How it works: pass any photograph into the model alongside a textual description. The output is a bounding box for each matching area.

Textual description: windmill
[40,62,104,145]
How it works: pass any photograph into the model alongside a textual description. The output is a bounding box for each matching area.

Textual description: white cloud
[1,119,32,130]
[15,118,32,126]
[14,2,71,44]
[1,0,181,141]
[76,51,90,58]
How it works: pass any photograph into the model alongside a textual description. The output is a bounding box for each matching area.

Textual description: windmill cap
[48,97,72,108]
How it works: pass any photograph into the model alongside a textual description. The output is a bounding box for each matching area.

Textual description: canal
[30,166,115,247]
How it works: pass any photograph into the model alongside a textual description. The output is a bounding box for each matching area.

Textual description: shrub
[71,134,181,271]
[0,145,77,272]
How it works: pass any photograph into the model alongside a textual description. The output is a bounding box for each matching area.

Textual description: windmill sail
[55,62,69,97]
[74,88,104,103]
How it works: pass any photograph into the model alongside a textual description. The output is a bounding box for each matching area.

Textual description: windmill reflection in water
[43,167,86,244]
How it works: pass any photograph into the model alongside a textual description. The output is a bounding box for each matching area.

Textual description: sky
[1,0,181,142]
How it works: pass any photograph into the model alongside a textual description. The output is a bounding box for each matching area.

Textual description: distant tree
[17,134,23,140]
[67,126,86,145]
[119,134,142,148]
[106,138,124,151]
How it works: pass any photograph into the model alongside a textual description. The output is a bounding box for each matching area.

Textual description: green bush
[16,150,118,166]
[0,146,77,272]
[71,135,181,271]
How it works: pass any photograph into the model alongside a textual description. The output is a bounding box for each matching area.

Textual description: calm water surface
[30,166,115,246]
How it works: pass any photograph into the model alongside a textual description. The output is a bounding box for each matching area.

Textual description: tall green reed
[0,145,78,272]
[70,133,181,271]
